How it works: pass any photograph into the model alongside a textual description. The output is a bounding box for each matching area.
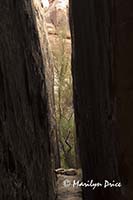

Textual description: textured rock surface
[32,0,60,168]
[45,0,69,30]
[70,0,125,199]
[45,0,71,55]
[113,1,133,199]
[0,0,55,199]
[56,174,82,200]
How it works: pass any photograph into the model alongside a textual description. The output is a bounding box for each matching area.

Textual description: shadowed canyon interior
[0,0,133,200]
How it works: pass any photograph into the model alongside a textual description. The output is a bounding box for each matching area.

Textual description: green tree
[53,29,76,168]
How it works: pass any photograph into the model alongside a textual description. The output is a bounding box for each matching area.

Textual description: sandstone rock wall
[45,0,71,55]
[32,0,60,169]
[0,0,55,199]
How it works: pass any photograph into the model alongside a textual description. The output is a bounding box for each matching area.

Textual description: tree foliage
[53,29,76,168]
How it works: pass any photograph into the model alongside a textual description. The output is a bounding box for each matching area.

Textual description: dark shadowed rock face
[113,1,133,199]
[0,1,55,199]
[70,0,133,200]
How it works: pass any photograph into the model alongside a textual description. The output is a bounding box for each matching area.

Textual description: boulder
[63,169,77,176]
[55,168,77,176]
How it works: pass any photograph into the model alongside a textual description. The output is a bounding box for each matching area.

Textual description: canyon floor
[56,169,82,200]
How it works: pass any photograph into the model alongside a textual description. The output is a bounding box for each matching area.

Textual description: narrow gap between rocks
[33,0,82,199]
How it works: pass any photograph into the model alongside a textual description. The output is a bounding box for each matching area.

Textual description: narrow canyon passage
[0,0,133,200]
[33,1,82,199]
